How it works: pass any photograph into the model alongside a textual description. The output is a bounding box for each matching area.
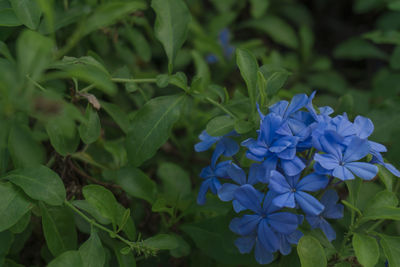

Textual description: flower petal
[295,191,325,215]
[234,184,263,213]
[197,179,212,205]
[254,240,275,264]
[268,212,299,234]
[258,219,279,252]
[269,170,291,193]
[319,218,336,241]
[285,94,308,119]
[217,183,239,201]
[248,163,264,185]
[343,137,369,163]
[332,165,354,180]
[354,116,374,139]
[345,162,378,180]
[272,192,295,208]
[220,137,239,157]
[297,173,329,192]
[227,163,247,185]
[237,214,262,236]
[235,236,255,254]
[280,157,306,176]
[314,153,339,170]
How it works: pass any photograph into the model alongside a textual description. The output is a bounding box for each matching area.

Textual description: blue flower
[242,113,305,177]
[314,134,378,180]
[194,130,239,168]
[306,190,343,241]
[230,185,301,264]
[269,170,328,215]
[218,163,265,212]
[197,161,231,205]
[277,216,304,255]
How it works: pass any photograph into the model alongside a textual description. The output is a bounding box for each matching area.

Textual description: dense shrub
[0,0,400,266]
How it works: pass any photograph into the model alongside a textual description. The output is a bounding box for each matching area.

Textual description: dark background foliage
[0,0,400,266]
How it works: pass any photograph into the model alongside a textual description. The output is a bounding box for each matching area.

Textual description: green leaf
[52,56,116,96]
[46,115,79,156]
[47,251,83,267]
[151,0,191,73]
[333,38,387,60]
[169,72,188,91]
[72,200,110,225]
[365,190,398,211]
[9,211,31,234]
[243,16,299,49]
[8,124,45,168]
[84,2,146,36]
[234,119,254,134]
[151,197,174,216]
[265,71,290,96]
[143,234,179,250]
[352,233,379,267]
[5,165,66,206]
[249,0,269,18]
[10,0,42,29]
[156,74,169,88]
[169,235,190,258]
[236,48,258,112]
[40,202,77,257]
[297,235,327,267]
[378,165,394,191]
[206,115,235,137]
[79,105,101,144]
[0,230,14,264]
[362,206,400,221]
[157,162,191,209]
[79,231,105,267]
[181,216,256,265]
[380,234,400,267]
[82,185,119,229]
[121,27,151,62]
[390,46,400,70]
[100,101,130,134]
[0,182,31,232]
[126,94,187,167]
[17,30,54,80]
[115,166,157,204]
[0,9,22,26]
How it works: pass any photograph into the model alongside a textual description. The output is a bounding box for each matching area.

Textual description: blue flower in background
[306,189,344,241]
[269,170,328,215]
[205,28,235,64]
[314,134,378,180]
[230,185,301,264]
[197,160,231,205]
[194,130,239,168]
[218,163,265,212]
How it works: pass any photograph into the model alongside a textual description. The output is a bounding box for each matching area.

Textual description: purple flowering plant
[195,92,400,265]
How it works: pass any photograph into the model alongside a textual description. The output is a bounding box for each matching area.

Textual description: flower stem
[64,200,156,255]
[205,97,238,119]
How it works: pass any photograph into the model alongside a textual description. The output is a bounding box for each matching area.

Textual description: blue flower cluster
[195,92,400,264]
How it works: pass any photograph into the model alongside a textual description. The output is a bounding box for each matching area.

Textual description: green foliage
[0,0,400,266]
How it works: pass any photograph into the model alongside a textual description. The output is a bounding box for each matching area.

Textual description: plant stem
[111,78,157,83]
[205,97,238,119]
[64,200,131,245]
[26,75,47,91]
[64,200,156,255]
